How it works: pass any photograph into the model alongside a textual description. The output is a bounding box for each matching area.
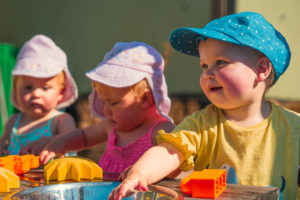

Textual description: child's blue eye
[24,86,32,90]
[42,87,50,90]
[216,60,227,66]
[110,102,118,106]
[201,64,208,70]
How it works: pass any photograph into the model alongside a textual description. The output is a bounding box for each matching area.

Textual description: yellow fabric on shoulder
[157,102,300,200]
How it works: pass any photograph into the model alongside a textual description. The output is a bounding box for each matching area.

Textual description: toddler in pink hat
[0,34,78,156]
[40,41,174,178]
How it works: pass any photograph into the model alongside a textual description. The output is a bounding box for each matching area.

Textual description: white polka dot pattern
[169,11,291,82]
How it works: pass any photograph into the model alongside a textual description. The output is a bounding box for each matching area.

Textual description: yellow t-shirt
[157,102,300,200]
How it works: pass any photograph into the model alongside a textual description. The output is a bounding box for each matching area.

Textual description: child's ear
[141,90,154,108]
[57,88,64,103]
[91,81,96,89]
[256,56,272,82]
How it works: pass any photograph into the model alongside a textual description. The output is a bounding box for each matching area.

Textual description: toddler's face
[15,75,63,117]
[93,82,146,131]
[198,38,262,110]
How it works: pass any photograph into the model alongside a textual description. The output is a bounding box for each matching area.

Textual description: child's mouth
[30,103,42,109]
[210,87,222,92]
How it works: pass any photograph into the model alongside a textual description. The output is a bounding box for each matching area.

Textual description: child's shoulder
[271,102,300,121]
[5,113,20,125]
[55,111,75,122]
[2,113,20,133]
[51,111,77,134]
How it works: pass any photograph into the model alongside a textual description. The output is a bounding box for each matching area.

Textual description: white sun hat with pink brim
[85,41,172,122]
[11,34,78,110]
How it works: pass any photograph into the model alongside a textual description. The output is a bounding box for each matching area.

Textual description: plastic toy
[0,155,40,175]
[0,167,20,192]
[44,157,103,181]
[180,169,226,198]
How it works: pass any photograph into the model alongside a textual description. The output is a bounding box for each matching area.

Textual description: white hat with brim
[86,41,171,121]
[11,34,78,110]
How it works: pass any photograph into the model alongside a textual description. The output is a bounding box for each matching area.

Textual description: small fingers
[108,181,135,200]
[40,150,56,165]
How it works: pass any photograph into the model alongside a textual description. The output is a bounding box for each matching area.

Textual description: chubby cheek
[18,91,31,105]
[45,96,60,108]
[218,68,255,97]
[199,76,208,94]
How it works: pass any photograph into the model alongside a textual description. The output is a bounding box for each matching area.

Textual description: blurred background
[1,0,300,161]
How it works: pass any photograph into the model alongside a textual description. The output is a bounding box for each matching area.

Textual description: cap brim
[169,27,241,57]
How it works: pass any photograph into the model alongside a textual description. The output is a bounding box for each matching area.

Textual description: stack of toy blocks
[0,154,40,192]
[180,169,226,198]
[0,154,39,175]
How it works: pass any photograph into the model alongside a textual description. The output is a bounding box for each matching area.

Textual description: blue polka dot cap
[169,11,291,82]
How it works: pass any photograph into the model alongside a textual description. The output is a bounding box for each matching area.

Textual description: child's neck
[222,99,271,127]
[19,109,59,129]
[13,109,60,136]
[115,107,163,147]
[22,109,58,121]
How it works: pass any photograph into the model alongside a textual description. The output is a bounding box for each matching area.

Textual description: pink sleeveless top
[99,118,167,177]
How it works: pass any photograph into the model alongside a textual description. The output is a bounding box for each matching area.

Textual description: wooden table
[156,179,279,199]
[0,170,279,200]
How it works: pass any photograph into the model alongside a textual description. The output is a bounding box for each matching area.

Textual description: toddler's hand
[39,136,66,165]
[108,174,148,200]
[39,150,58,165]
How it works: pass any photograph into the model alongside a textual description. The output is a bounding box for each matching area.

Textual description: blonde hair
[92,79,153,103]
[55,71,65,90]
[131,79,153,102]
[265,65,275,89]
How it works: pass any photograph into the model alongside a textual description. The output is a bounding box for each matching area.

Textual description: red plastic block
[180,169,226,199]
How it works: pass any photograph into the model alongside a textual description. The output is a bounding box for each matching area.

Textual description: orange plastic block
[0,155,18,163]
[0,155,40,175]
[180,169,226,199]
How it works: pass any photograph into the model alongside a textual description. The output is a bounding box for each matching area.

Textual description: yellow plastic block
[44,157,103,181]
[0,167,20,192]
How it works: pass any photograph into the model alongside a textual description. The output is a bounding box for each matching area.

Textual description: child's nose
[32,88,42,97]
[203,67,214,80]
[103,103,112,117]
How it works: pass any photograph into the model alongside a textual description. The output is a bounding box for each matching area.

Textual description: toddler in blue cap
[109,12,299,200]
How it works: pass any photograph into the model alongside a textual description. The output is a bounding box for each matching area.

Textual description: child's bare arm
[39,120,108,164]
[19,113,77,155]
[109,143,183,200]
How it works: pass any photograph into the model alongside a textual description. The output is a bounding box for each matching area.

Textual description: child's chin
[30,109,48,116]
